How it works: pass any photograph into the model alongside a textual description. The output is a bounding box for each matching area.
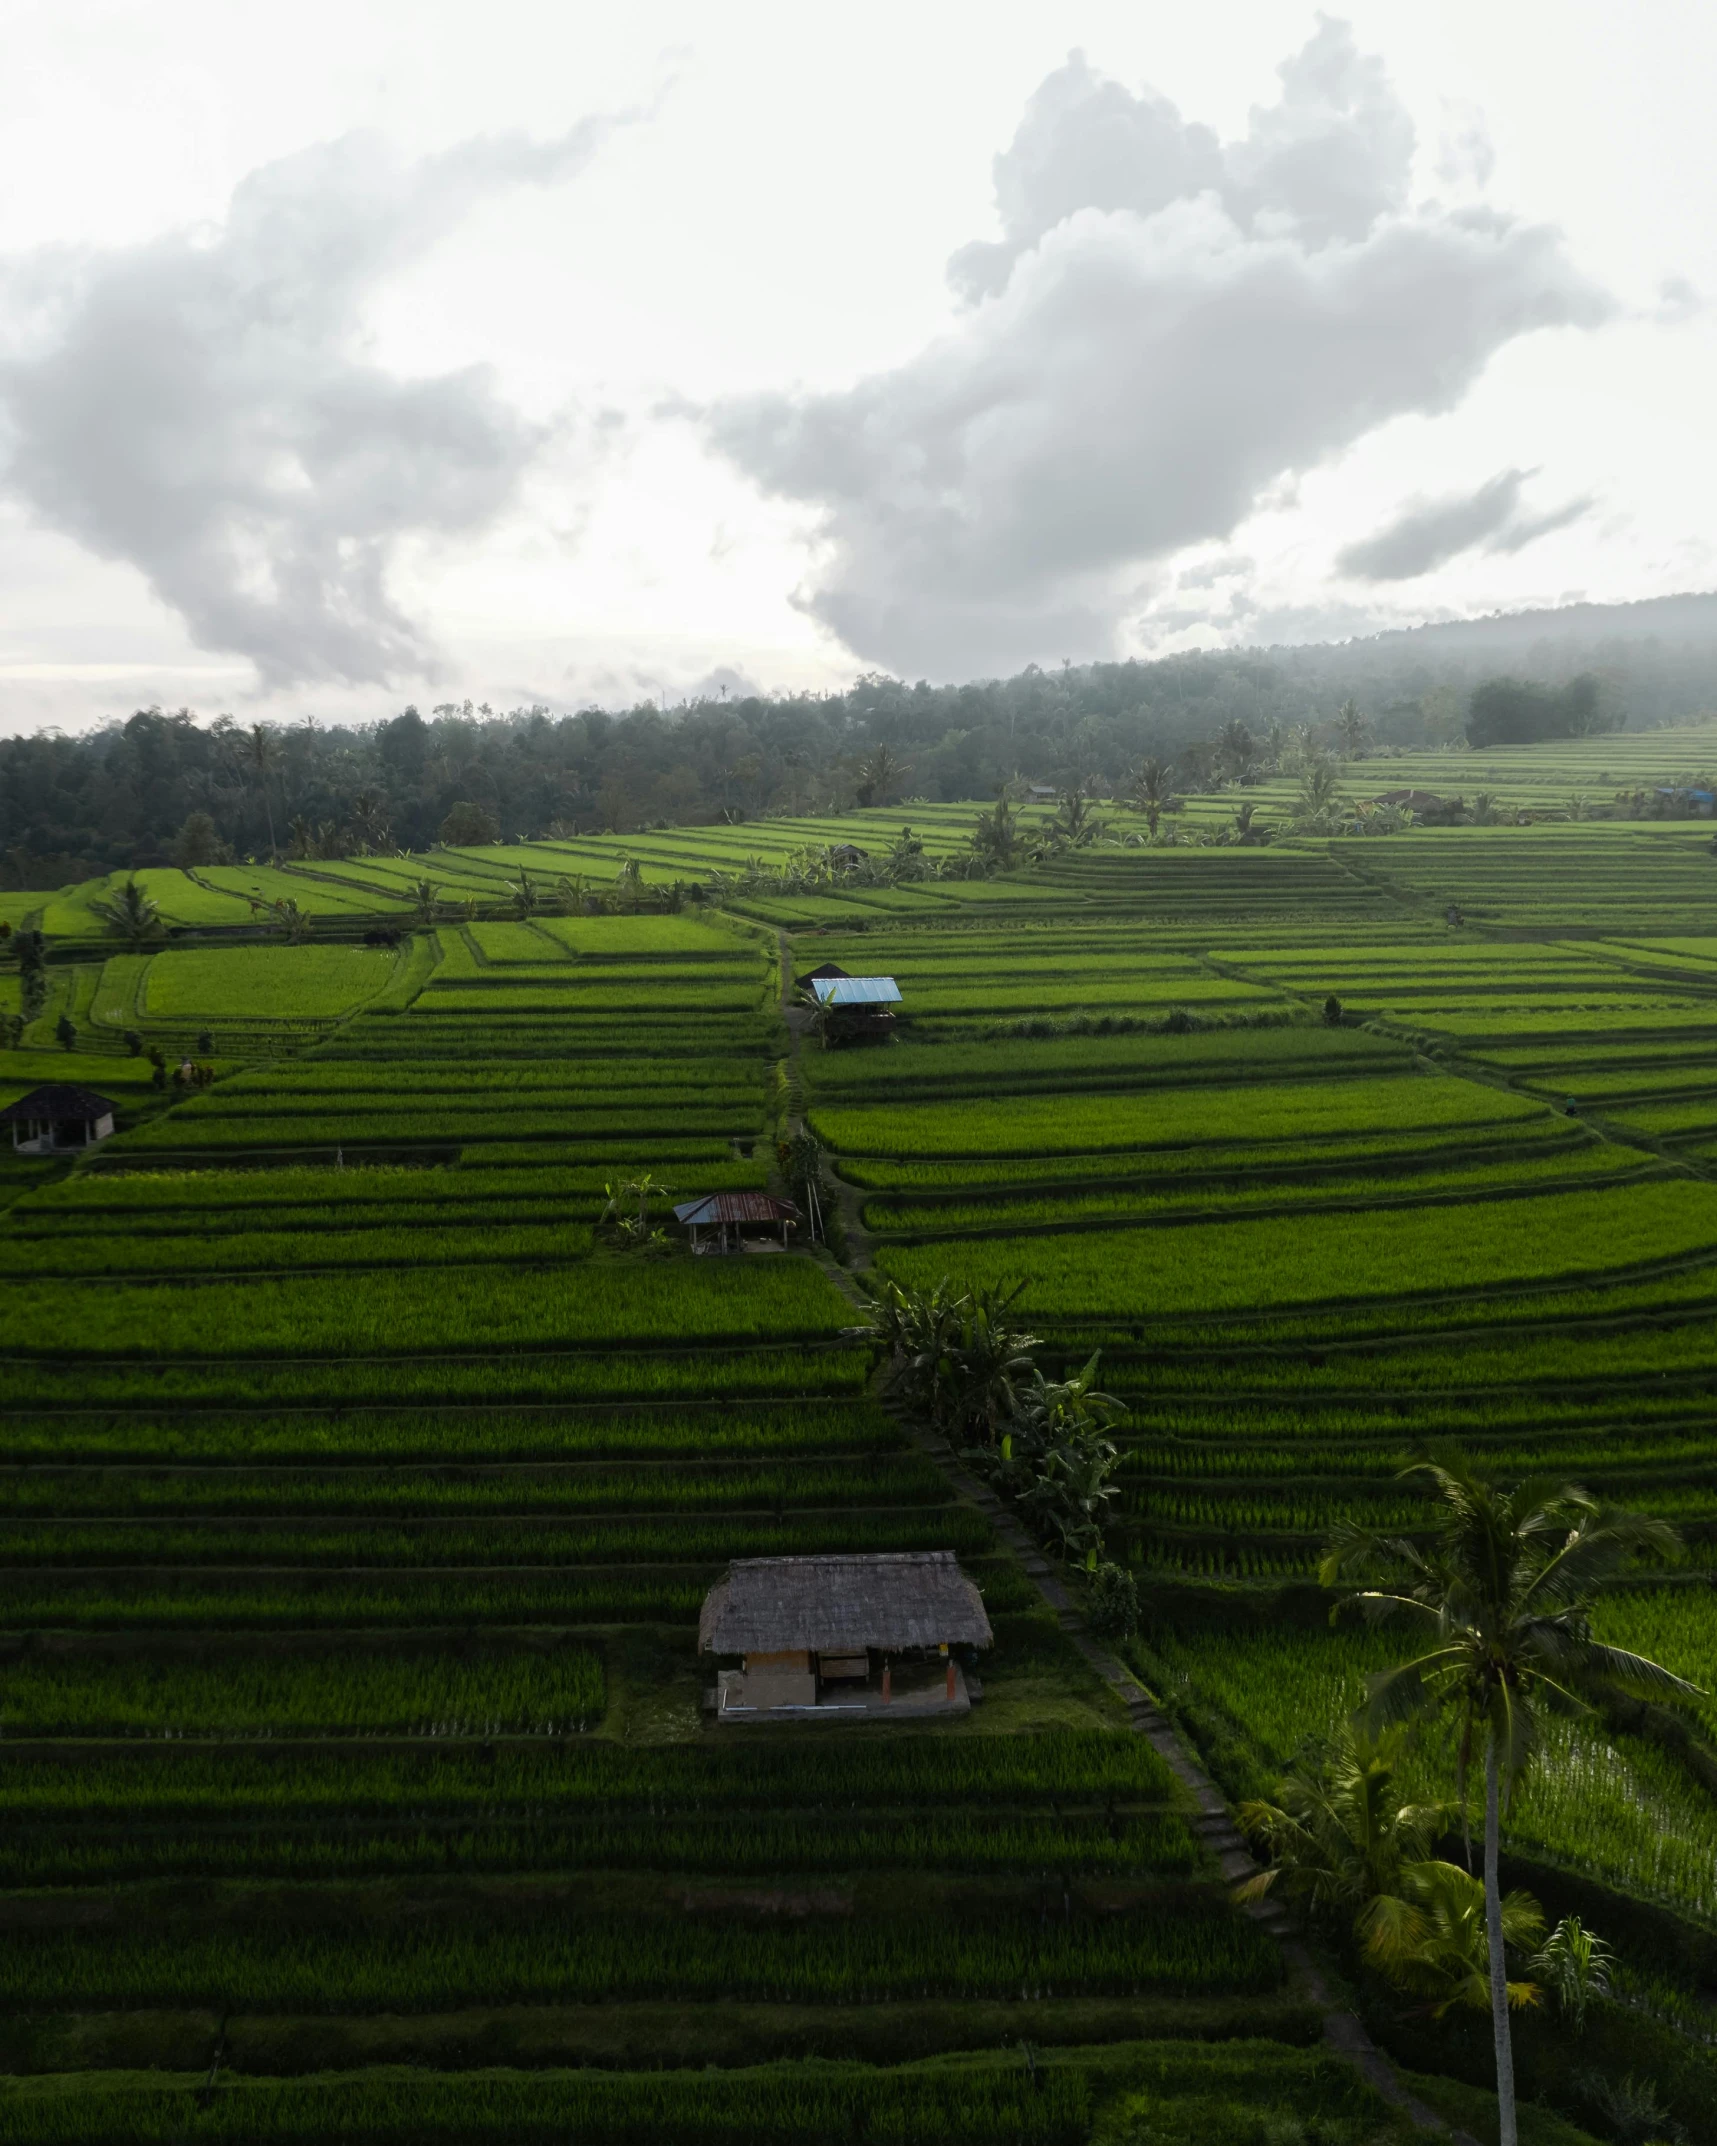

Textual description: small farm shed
[673,1190,801,1251]
[701,1550,992,1720]
[809,974,901,1047]
[1655,785,1716,817]
[1369,788,1461,825]
[800,960,850,989]
[1,1084,118,1156]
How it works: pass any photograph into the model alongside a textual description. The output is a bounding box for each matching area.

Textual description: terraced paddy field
[8,791,1717,2139]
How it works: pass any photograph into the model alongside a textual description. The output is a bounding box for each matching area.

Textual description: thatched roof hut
[700,1551,992,1658]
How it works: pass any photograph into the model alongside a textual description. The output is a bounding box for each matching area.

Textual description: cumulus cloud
[1337,469,1594,581]
[0,116,625,688]
[704,19,1611,677]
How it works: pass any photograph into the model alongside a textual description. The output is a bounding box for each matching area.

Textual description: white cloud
[1336,467,1594,581]
[704,19,1611,679]
[0,114,627,690]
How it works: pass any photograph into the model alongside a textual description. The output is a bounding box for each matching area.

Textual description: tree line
[0,619,1684,889]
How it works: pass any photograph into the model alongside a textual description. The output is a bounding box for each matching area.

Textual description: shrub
[1089,1560,1141,1639]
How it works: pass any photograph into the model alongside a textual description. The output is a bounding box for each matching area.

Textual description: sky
[0,0,1712,735]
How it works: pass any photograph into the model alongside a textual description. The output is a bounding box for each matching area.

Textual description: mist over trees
[3,593,1716,887]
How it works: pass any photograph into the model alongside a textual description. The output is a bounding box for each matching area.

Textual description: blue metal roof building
[809,976,902,1006]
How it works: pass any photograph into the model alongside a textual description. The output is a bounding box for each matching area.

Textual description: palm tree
[1364,1858,1544,2019]
[1335,698,1369,758]
[1237,1721,1451,1926]
[1120,757,1173,837]
[854,743,911,808]
[410,880,441,927]
[240,723,283,855]
[351,792,391,855]
[507,869,540,919]
[1294,757,1342,822]
[1217,719,1259,784]
[1049,788,1104,849]
[1322,1455,1701,2146]
[249,896,312,943]
[89,879,166,951]
[970,795,1021,870]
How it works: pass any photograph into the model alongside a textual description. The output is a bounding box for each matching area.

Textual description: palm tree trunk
[1484,1729,1518,2146]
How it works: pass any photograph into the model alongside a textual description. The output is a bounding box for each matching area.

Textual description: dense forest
[3,593,1715,885]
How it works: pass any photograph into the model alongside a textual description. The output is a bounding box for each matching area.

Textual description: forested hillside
[5,593,1717,889]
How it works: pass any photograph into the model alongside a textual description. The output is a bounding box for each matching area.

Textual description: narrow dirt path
[774,915,1473,2140]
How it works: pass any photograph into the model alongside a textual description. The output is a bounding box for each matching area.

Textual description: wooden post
[946,1658,956,1702]
[881,1661,891,1705]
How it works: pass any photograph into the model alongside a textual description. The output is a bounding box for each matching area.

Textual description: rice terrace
[6,728,1717,2145]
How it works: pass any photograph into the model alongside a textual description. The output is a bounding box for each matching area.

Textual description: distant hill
[8,592,1717,885]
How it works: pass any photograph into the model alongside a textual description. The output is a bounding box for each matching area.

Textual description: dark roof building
[1369,788,1462,824]
[700,1551,993,1657]
[672,1191,801,1250]
[1,1085,119,1156]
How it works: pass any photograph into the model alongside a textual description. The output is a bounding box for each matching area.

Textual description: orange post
[881,1663,892,1705]
[945,1659,956,1701]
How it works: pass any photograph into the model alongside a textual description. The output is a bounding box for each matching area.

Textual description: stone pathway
[769,921,1475,2140]
[897,1414,1476,2143]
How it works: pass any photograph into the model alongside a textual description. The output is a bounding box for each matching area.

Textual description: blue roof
[811,976,902,1006]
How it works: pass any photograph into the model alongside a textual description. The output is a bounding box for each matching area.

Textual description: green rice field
[7,762,1717,2139]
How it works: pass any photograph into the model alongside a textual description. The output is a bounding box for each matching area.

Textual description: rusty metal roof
[673,1193,801,1227]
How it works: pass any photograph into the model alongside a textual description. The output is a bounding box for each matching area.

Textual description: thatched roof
[700,1551,993,1655]
[0,1084,119,1123]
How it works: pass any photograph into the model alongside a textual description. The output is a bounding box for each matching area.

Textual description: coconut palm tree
[1364,1857,1544,2019]
[970,795,1021,870]
[1295,757,1342,821]
[240,723,283,854]
[89,879,166,951]
[1049,788,1105,849]
[1120,757,1173,837]
[351,792,391,854]
[1322,1456,1700,2146]
[854,743,911,808]
[1237,1721,1452,1925]
[1217,720,1259,784]
[1334,698,1369,757]
[410,880,441,927]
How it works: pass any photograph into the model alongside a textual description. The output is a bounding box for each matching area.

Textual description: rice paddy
[7,778,1717,2137]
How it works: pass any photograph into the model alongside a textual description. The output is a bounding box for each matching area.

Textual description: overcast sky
[1,0,1712,734]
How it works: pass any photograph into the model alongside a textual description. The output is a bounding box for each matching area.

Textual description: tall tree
[1119,756,1173,837]
[1322,1457,1701,2146]
[240,723,283,855]
[854,743,912,808]
[89,879,166,951]
[1334,698,1369,757]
